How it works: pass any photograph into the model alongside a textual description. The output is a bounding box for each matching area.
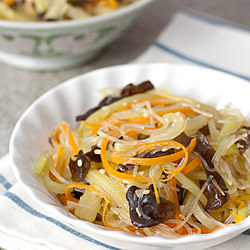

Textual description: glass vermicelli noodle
[0,0,135,21]
[34,80,250,238]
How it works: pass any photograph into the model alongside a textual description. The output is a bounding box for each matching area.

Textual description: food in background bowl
[33,79,250,237]
[0,0,153,70]
[0,0,135,21]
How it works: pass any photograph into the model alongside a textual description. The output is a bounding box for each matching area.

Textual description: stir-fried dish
[34,81,250,237]
[0,0,134,21]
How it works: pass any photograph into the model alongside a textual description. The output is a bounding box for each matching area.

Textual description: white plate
[9,64,250,250]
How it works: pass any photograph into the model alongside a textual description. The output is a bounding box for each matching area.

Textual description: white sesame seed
[94,149,101,155]
[77,159,83,168]
[99,169,106,174]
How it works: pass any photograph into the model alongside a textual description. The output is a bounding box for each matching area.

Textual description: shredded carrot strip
[81,106,194,135]
[101,137,151,183]
[82,120,124,135]
[228,199,245,211]
[233,195,250,201]
[232,211,242,223]
[126,130,141,139]
[168,177,183,234]
[236,201,245,211]
[81,121,94,127]
[152,178,160,204]
[57,194,67,206]
[56,145,64,169]
[4,0,15,5]
[54,123,78,156]
[111,139,196,169]
[199,226,224,234]
[106,0,118,8]
[55,145,67,177]
[49,171,62,183]
[122,116,152,124]
[81,121,102,135]
[91,0,118,8]
[175,212,185,234]
[53,128,61,145]
[49,172,56,182]
[61,123,78,156]
[158,107,195,116]
[181,157,202,175]
[168,177,178,204]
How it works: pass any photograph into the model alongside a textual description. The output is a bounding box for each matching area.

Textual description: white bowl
[10,63,250,250]
[0,0,153,71]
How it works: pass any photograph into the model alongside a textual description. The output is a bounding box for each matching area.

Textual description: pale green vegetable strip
[208,118,219,141]
[218,116,241,141]
[187,171,207,181]
[74,190,102,222]
[43,157,67,194]
[193,202,222,229]
[185,115,207,133]
[33,153,48,176]
[86,168,128,210]
[181,192,194,216]
[86,92,160,124]
[245,187,250,195]
[67,6,90,19]
[238,205,247,220]
[155,166,164,180]
[34,0,49,14]
[209,111,241,156]
[114,143,138,153]
[152,89,196,104]
[125,180,149,189]
[44,0,68,20]
[0,3,14,20]
[0,2,36,21]
[78,92,160,137]
[217,105,243,142]
[77,125,91,139]
[175,171,207,206]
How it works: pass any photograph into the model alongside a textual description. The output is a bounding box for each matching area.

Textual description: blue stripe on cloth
[183,11,250,34]
[154,42,250,82]
[4,192,119,250]
[0,174,12,190]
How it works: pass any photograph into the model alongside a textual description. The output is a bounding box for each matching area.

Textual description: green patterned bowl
[0,0,153,71]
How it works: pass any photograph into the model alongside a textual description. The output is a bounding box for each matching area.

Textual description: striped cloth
[136,11,250,81]
[2,11,250,250]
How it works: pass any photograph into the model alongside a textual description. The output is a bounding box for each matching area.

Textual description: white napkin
[2,11,250,250]
[136,11,250,81]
